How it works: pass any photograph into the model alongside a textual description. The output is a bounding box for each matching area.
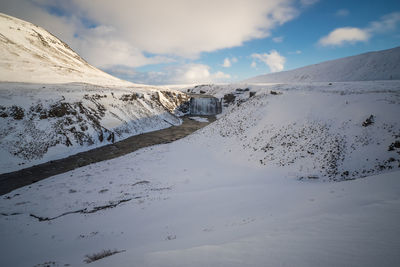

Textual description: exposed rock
[362,115,374,127]
[9,105,24,120]
[388,140,400,151]
[223,93,236,105]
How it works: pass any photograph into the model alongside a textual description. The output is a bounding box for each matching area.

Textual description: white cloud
[318,12,400,47]
[172,64,231,83]
[251,50,286,72]
[0,0,176,68]
[0,0,300,67]
[103,65,143,83]
[367,12,400,33]
[335,9,349,17]
[318,27,370,46]
[74,32,176,68]
[107,64,231,85]
[213,71,231,80]
[222,58,231,68]
[289,50,302,54]
[251,61,257,68]
[272,36,284,43]
[72,0,299,59]
[222,57,238,67]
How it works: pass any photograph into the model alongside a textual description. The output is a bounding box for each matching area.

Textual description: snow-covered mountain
[0,13,189,173]
[0,13,132,85]
[245,46,400,83]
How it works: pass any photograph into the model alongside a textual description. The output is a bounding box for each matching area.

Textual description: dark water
[0,116,215,195]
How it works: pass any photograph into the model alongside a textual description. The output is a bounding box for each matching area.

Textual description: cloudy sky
[1,0,399,84]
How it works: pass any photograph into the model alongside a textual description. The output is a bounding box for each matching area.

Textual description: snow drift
[245,46,400,83]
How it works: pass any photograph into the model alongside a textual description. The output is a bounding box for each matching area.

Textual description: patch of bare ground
[84,249,125,264]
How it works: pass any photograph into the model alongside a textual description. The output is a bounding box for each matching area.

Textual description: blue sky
[1,0,400,84]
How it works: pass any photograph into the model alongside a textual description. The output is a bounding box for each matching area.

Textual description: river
[0,116,215,195]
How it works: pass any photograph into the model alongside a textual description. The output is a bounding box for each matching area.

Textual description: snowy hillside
[0,13,192,174]
[0,82,188,174]
[0,81,399,267]
[246,46,400,83]
[0,13,132,85]
[188,81,400,181]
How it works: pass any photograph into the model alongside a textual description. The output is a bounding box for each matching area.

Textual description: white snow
[245,46,400,83]
[0,81,399,267]
[0,82,188,173]
[0,13,137,86]
[191,81,400,180]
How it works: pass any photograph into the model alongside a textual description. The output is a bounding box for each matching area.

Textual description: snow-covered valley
[1,81,399,267]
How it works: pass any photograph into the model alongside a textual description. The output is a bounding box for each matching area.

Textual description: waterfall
[189,96,222,115]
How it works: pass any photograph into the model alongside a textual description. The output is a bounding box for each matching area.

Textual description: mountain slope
[0,82,190,174]
[185,81,400,181]
[245,46,400,83]
[0,13,131,85]
[0,13,190,174]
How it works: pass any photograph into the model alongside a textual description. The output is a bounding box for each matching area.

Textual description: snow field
[0,81,399,266]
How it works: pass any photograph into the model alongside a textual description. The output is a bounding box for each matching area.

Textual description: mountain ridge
[245,46,400,83]
[0,13,133,86]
